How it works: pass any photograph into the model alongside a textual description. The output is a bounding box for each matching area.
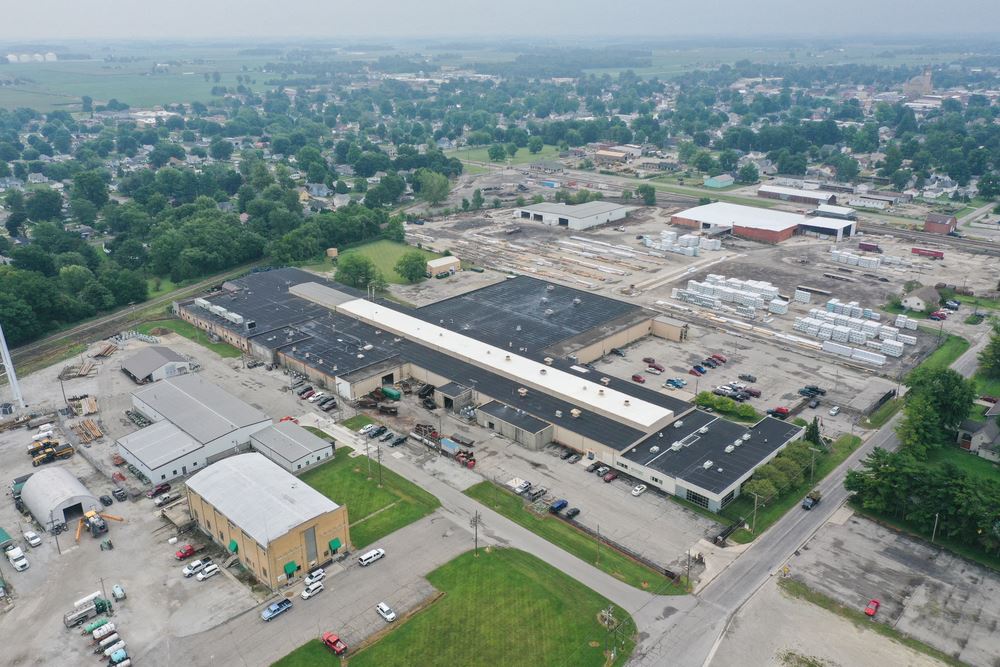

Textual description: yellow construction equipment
[76,510,124,542]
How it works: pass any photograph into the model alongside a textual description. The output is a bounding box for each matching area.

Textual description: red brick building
[923,213,958,234]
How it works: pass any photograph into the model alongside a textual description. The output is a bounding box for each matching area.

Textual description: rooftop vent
[670,442,683,451]
[598,389,605,396]
[570,408,582,418]
[600,377,611,385]
[517,387,528,397]
[717,467,724,473]
[546,284,555,291]
[650,445,660,453]
[703,460,713,469]
[516,325,522,331]
[539,369,547,375]
[357,353,364,359]
[362,344,374,351]
[724,445,735,453]
[543,357,553,365]
[555,410,562,418]
[623,399,631,407]
[505,355,512,361]
[742,433,751,441]
[544,309,554,316]
[698,426,709,434]
[673,420,684,429]
[572,298,581,305]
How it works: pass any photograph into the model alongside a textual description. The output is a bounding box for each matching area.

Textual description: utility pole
[596,524,602,567]
[50,510,61,555]
[931,512,940,544]
[365,437,372,479]
[751,493,760,534]
[470,510,482,556]
[99,576,108,602]
[686,550,691,590]
[376,437,383,487]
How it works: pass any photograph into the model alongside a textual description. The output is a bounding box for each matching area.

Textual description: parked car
[304,569,326,586]
[828,406,841,416]
[864,599,880,617]
[23,531,41,547]
[808,399,820,409]
[528,488,547,501]
[693,365,707,374]
[549,499,568,513]
[111,584,126,600]
[154,492,178,507]
[422,397,437,410]
[595,466,610,476]
[99,495,113,507]
[299,389,315,400]
[804,385,826,396]
[745,388,761,398]
[111,487,128,502]
[711,353,728,363]
[379,431,395,443]
[301,581,324,599]
[739,373,757,383]
[586,462,602,473]
[645,367,662,375]
[603,471,618,483]
[261,599,293,621]
[610,348,626,357]
[390,435,407,447]
[565,507,581,519]
[631,374,646,383]
[702,358,718,368]
[560,449,575,460]
[689,368,702,377]
[359,548,386,566]
[196,564,220,581]
[146,483,171,498]
[642,357,655,364]
[307,392,326,403]
[631,484,647,497]
[567,454,581,464]
[359,423,375,435]
[182,558,213,577]
[369,425,387,439]
[376,602,397,622]
[929,313,945,321]
[322,632,348,656]
[650,362,665,372]
[944,300,960,310]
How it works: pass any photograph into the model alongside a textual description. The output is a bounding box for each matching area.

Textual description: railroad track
[858,222,1000,257]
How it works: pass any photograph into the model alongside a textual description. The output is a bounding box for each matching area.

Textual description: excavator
[75,509,124,541]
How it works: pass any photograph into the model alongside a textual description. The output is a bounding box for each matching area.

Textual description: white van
[358,548,386,566]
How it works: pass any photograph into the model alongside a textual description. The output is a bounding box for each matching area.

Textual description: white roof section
[133,374,270,443]
[250,422,332,462]
[335,295,673,429]
[117,421,201,470]
[758,184,837,202]
[186,453,339,546]
[427,256,460,269]
[814,204,857,217]
[674,202,806,232]
[802,214,856,230]
[122,346,187,379]
[520,201,626,219]
[21,468,100,526]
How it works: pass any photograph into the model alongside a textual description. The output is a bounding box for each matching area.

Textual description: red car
[631,374,646,383]
[689,368,702,377]
[322,632,348,655]
[602,471,618,483]
[711,353,727,363]
[650,362,665,372]
[146,482,171,498]
[175,543,203,560]
[642,357,655,364]
[864,599,880,617]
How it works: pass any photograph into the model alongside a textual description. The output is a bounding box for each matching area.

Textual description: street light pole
[931,512,940,544]
[751,493,760,534]
[376,438,383,487]
[470,510,482,556]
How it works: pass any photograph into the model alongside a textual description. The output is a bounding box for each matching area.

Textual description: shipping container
[858,242,882,253]
[380,386,401,401]
[911,247,944,260]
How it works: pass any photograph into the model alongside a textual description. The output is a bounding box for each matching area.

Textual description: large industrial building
[116,374,272,482]
[672,202,855,243]
[249,421,335,473]
[757,184,838,206]
[186,453,351,589]
[20,468,101,530]
[120,346,192,384]
[513,201,629,230]
[175,268,803,510]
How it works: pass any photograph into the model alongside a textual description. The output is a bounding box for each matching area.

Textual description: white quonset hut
[21,468,101,530]
[514,201,628,230]
[117,374,272,482]
[250,421,335,473]
[120,346,192,384]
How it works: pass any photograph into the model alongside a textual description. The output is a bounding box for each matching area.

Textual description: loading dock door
[558,217,569,226]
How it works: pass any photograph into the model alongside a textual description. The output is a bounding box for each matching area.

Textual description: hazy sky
[1,0,998,41]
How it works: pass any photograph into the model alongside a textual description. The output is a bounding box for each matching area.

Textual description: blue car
[261,599,293,621]
[693,365,707,374]
[549,499,568,513]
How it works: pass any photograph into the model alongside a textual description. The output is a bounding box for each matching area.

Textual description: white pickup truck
[5,545,29,571]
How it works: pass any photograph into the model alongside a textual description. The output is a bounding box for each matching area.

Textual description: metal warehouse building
[120,345,192,384]
[514,201,629,230]
[250,421,335,473]
[117,374,272,482]
[186,453,351,590]
[757,184,838,206]
[20,468,101,530]
[672,202,854,243]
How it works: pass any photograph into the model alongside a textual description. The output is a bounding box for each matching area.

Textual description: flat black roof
[622,411,802,494]
[478,401,551,434]
[280,312,404,379]
[436,382,469,398]
[414,276,642,353]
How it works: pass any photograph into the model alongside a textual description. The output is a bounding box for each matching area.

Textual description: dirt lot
[787,512,1000,667]
[712,574,946,667]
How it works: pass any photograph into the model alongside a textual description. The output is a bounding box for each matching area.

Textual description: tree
[505,143,518,159]
[896,394,943,457]
[385,217,405,243]
[81,95,93,113]
[417,170,450,206]
[334,254,380,288]
[12,245,57,276]
[72,171,109,209]
[25,187,64,222]
[528,137,543,154]
[978,318,1000,378]
[978,172,1000,200]
[736,163,759,184]
[904,366,975,432]
[636,184,656,206]
[718,149,739,172]
[209,138,233,161]
[743,479,778,502]
[4,190,27,236]
[804,417,821,446]
[471,189,484,210]
[395,250,428,283]
[487,144,506,162]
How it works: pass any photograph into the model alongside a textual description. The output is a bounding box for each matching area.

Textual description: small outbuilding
[21,468,101,530]
[923,213,958,235]
[901,286,941,312]
[250,421,335,473]
[427,256,461,276]
[121,346,192,384]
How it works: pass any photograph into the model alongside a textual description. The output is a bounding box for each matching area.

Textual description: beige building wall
[569,320,653,363]
[186,487,351,590]
[651,316,690,343]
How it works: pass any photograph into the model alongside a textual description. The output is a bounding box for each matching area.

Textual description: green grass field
[926,446,1000,481]
[464,481,684,593]
[136,318,242,358]
[340,414,375,431]
[345,549,636,667]
[338,240,441,285]
[861,398,902,429]
[448,143,561,165]
[722,435,862,543]
[918,333,970,371]
[300,445,440,548]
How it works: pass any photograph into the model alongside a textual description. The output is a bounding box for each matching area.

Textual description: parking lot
[787,512,1000,667]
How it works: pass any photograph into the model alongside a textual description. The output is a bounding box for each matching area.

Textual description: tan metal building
[185,453,350,590]
[427,256,461,275]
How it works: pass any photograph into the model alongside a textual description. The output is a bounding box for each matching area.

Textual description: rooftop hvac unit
[742,433,751,441]
[623,399,630,406]
[724,445,735,453]
[570,408,581,418]
[517,388,528,397]
[670,442,682,451]
[702,460,713,469]
[543,357,553,365]
[555,410,562,418]
[673,420,684,429]
[194,298,210,309]
[600,377,611,385]
[650,445,660,453]
[734,439,743,447]
[505,355,511,361]
[516,325,522,331]
[544,309,554,316]
[698,427,709,434]
[572,298,581,305]
[539,369,547,375]
[598,389,604,396]
[363,344,374,351]
[546,284,555,291]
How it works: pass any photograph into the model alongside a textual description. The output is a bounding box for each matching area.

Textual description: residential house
[956,418,1000,462]
[703,174,735,189]
[901,286,941,313]
[306,183,331,198]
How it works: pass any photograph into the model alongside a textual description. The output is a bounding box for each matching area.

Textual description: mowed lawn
[300,445,440,548]
[464,482,683,593]
[339,240,441,284]
[448,143,561,165]
[346,549,637,667]
[136,318,242,358]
